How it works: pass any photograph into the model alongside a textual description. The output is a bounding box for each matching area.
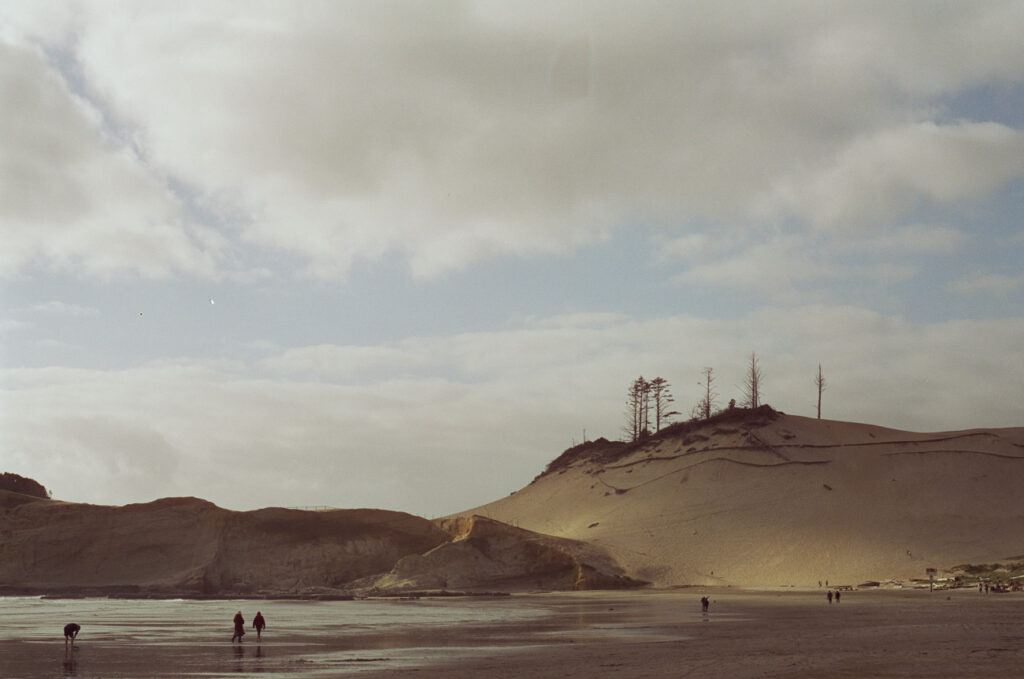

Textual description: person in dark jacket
[63,623,80,647]
[253,611,266,641]
[232,612,246,643]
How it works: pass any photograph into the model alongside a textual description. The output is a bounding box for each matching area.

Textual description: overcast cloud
[2,1,1022,516]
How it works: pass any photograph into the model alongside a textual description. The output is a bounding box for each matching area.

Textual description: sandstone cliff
[0,494,639,596]
[0,495,448,597]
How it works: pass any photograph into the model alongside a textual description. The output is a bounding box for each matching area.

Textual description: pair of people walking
[827,590,841,604]
[232,611,267,642]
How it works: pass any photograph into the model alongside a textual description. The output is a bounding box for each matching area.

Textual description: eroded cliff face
[368,515,645,592]
[0,496,226,592]
[0,492,644,596]
[0,495,448,596]
[203,507,450,593]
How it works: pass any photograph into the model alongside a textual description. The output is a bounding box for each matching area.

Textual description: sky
[1,1,1023,517]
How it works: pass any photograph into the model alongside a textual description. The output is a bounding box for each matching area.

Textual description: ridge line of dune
[883,450,1024,460]
[593,457,832,496]
[600,446,825,471]
[777,432,1015,450]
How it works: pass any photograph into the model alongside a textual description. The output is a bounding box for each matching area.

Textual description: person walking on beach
[253,611,266,641]
[827,590,833,604]
[232,611,246,643]
[835,590,841,603]
[701,596,709,613]
[63,623,80,648]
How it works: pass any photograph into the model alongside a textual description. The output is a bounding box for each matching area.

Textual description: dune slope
[457,408,1024,587]
[367,515,644,592]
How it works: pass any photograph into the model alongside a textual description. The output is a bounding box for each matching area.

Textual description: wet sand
[1,589,1020,678]
[356,589,1024,679]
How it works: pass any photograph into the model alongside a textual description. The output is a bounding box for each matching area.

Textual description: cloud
[948,271,1024,296]
[260,344,432,381]
[0,319,32,335]
[667,230,924,303]
[0,36,226,279]
[4,2,1023,279]
[840,224,970,256]
[32,300,98,317]
[759,122,1024,228]
[672,234,838,302]
[4,308,1023,515]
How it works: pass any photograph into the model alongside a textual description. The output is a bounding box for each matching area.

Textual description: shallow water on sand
[0,596,546,677]
[0,593,710,677]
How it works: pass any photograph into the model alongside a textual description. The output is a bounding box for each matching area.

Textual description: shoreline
[0,581,995,601]
[1,588,1021,678]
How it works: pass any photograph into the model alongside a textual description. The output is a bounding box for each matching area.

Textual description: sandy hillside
[455,407,1024,587]
[367,514,642,592]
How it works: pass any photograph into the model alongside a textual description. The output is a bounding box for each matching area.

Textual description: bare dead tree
[624,376,651,442]
[742,352,763,409]
[649,377,679,432]
[815,363,827,419]
[692,367,718,420]
[624,378,640,442]
[641,377,651,436]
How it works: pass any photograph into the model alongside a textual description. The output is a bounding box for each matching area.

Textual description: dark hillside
[0,472,49,499]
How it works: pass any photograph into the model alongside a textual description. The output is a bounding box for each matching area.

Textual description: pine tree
[649,377,679,432]
[624,376,650,442]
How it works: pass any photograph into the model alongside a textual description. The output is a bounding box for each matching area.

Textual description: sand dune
[3,407,1022,594]
[457,407,1024,587]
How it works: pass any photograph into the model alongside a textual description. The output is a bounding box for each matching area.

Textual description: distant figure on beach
[701,596,709,613]
[835,590,841,603]
[827,590,833,604]
[63,623,80,647]
[253,611,266,641]
[232,611,246,642]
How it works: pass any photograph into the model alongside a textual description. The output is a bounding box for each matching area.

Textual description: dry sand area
[2,589,1020,678]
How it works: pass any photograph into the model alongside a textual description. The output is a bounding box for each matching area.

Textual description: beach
[0,589,1021,678]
